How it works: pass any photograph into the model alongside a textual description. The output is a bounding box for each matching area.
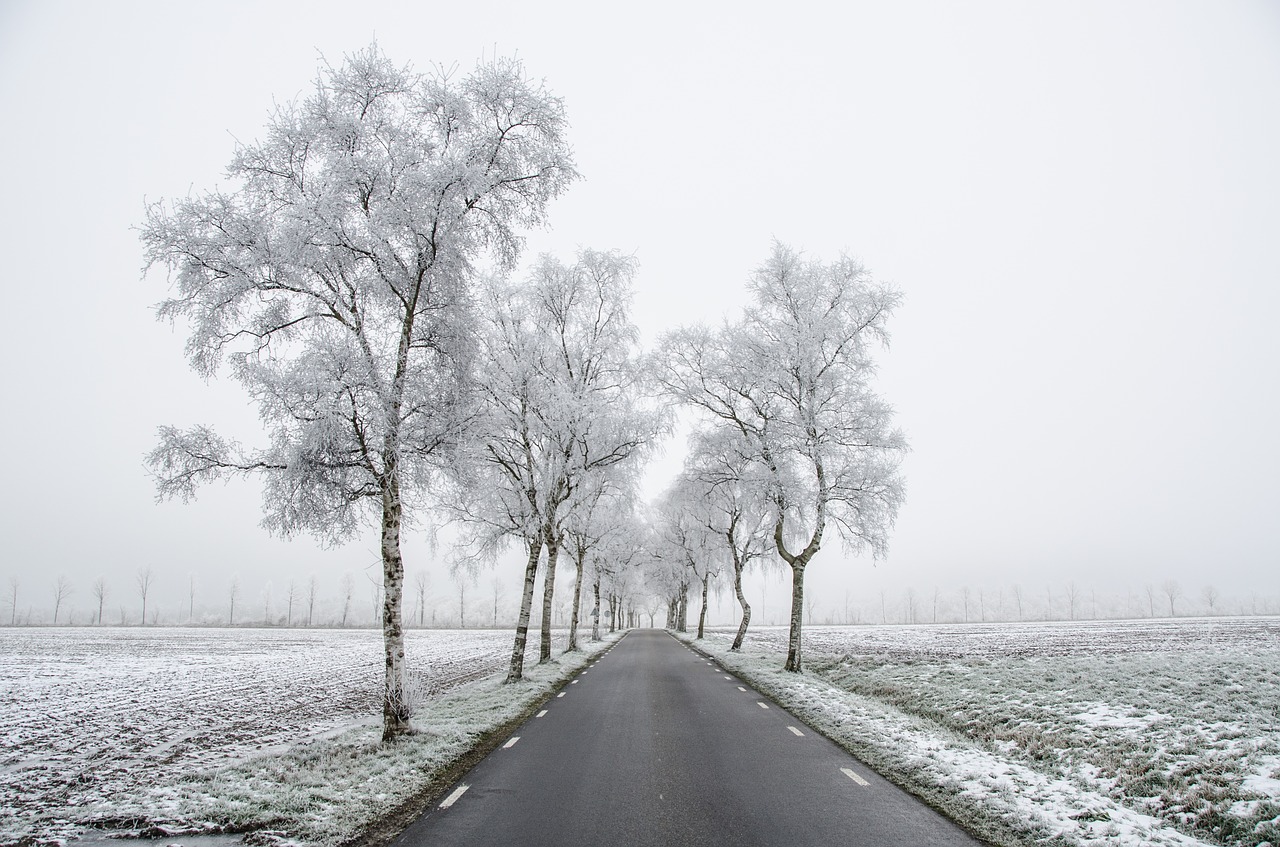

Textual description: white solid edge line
[536,710,547,717]
[503,736,520,748]
[788,726,805,736]
[842,767,869,786]
[439,784,470,809]
[757,702,770,709]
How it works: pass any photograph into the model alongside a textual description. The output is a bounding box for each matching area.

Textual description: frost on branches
[449,250,660,682]
[657,242,907,672]
[141,45,576,741]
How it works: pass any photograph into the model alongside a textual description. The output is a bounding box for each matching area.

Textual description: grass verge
[677,631,1220,847]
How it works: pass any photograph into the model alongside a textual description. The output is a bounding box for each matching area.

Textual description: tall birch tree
[141,45,575,739]
[682,428,771,649]
[657,243,907,671]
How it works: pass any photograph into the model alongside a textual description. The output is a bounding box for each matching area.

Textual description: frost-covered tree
[142,46,575,739]
[562,483,643,650]
[91,577,107,625]
[657,243,907,671]
[340,573,354,627]
[645,521,694,633]
[136,567,155,626]
[490,575,504,627]
[585,509,647,641]
[655,477,724,640]
[52,576,72,625]
[679,428,771,649]
[1162,579,1182,617]
[451,250,657,681]
[1201,584,1219,615]
[307,575,318,626]
[453,570,470,627]
[228,576,240,625]
[8,577,17,626]
[414,570,429,627]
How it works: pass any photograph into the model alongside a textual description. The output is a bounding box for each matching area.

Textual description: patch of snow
[1244,755,1280,798]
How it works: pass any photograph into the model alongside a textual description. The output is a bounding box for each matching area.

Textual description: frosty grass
[1,627,616,846]
[684,617,1280,847]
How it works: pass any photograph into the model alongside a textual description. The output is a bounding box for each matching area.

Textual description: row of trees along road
[143,46,664,741]
[141,45,905,742]
[652,246,908,672]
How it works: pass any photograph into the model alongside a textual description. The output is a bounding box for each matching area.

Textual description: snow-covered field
[692,617,1280,847]
[0,626,591,846]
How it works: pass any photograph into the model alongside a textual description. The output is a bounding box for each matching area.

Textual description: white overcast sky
[1,0,1278,624]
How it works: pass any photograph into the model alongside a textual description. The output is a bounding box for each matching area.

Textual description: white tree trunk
[506,536,543,682]
[567,548,585,652]
[590,577,601,641]
[697,572,710,639]
[731,553,751,650]
[539,531,561,663]
[784,564,806,672]
[380,480,410,741]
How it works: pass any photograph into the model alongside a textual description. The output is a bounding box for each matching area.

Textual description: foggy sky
[1,0,1277,625]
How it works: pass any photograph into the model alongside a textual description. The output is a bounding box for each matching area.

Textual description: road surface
[392,629,982,846]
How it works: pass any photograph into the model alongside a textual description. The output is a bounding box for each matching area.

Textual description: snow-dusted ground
[0,626,595,846]
[689,617,1280,847]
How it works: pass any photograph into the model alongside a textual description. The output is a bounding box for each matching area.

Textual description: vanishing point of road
[392,629,982,847]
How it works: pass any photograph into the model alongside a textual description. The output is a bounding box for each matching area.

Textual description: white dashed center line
[788,726,805,736]
[757,702,770,709]
[571,679,578,684]
[439,784,470,809]
[536,710,547,718]
[737,686,746,692]
[723,675,732,680]
[557,692,565,698]
[503,736,520,748]
[841,767,869,786]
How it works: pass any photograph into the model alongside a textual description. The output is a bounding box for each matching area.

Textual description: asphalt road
[392,629,982,847]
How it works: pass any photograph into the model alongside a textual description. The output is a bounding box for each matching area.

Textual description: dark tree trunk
[731,555,751,651]
[590,576,601,641]
[567,547,585,652]
[506,535,543,683]
[784,564,806,672]
[380,476,411,741]
[539,529,560,663]
[697,572,710,639]
[774,489,824,673]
